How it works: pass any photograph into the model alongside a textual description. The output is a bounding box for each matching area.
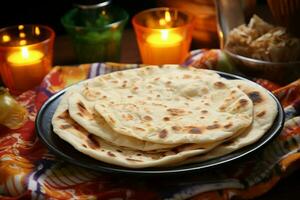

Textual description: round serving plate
[36,70,285,176]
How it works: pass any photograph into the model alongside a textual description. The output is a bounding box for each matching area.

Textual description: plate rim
[35,70,285,175]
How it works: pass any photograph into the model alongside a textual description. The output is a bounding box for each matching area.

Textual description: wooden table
[53,29,300,200]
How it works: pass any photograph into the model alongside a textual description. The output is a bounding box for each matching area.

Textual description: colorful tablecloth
[0,50,299,200]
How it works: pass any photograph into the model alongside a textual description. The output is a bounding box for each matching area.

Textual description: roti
[91,65,254,144]
[68,91,179,151]
[173,80,278,165]
[52,92,224,168]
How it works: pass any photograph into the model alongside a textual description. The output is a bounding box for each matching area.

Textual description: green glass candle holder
[61,5,128,63]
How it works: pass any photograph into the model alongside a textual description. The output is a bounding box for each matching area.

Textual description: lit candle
[133,9,193,65]
[0,25,54,94]
[7,47,46,91]
[142,29,184,64]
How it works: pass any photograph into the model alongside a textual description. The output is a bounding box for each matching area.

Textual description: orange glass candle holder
[132,7,194,65]
[0,25,55,94]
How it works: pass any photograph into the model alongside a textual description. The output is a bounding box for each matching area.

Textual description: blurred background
[0,0,271,65]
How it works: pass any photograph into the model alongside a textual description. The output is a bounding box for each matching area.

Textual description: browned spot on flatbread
[219,106,226,111]
[134,127,145,131]
[206,124,220,130]
[224,123,233,129]
[144,115,152,121]
[189,127,202,134]
[60,124,72,129]
[247,91,263,104]
[107,151,116,157]
[172,126,181,131]
[167,108,185,116]
[159,129,168,138]
[214,81,226,88]
[122,114,133,121]
[166,81,172,85]
[112,80,118,83]
[256,111,266,117]
[127,96,133,98]
[82,144,87,148]
[107,116,116,125]
[201,110,208,114]
[77,112,84,118]
[87,134,100,149]
[133,86,138,90]
[77,102,93,119]
[239,99,249,107]
[154,77,160,81]
[163,117,170,121]
[77,101,86,111]
[126,158,142,162]
[58,111,68,119]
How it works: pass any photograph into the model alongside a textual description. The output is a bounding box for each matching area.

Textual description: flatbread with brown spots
[52,91,225,168]
[172,80,278,165]
[91,65,254,144]
[68,92,179,151]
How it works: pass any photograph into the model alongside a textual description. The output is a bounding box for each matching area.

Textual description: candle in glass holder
[132,8,194,65]
[7,47,45,90]
[0,25,54,94]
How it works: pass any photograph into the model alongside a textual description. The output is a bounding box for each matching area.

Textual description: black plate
[36,71,285,175]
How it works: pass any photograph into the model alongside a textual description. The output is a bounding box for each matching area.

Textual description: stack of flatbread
[52,65,278,168]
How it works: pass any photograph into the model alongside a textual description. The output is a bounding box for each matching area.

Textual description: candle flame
[21,47,29,59]
[2,35,10,42]
[35,27,40,35]
[165,11,171,22]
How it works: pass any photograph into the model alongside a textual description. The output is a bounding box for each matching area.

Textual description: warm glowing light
[19,32,26,38]
[160,30,169,40]
[101,10,106,15]
[7,48,43,65]
[165,11,171,22]
[35,27,40,35]
[19,40,27,45]
[159,19,166,26]
[21,47,29,58]
[18,25,24,30]
[2,35,10,42]
[146,31,182,46]
[159,11,172,26]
